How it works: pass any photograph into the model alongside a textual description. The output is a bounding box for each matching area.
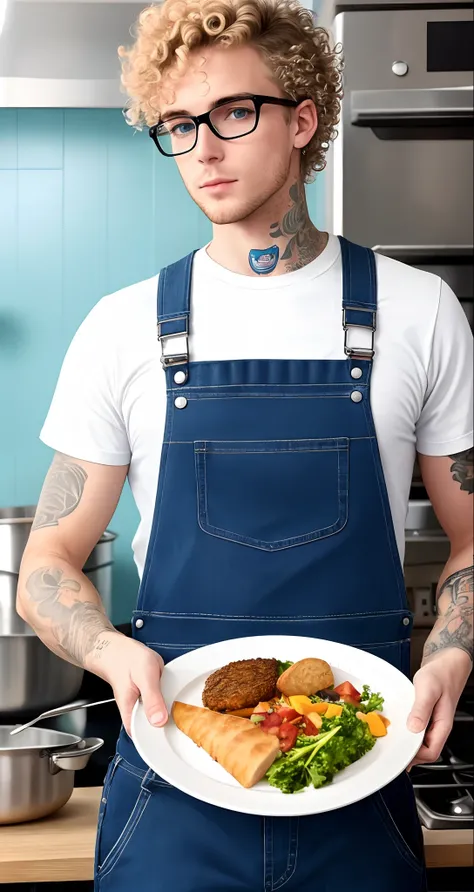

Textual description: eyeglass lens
[156,98,258,155]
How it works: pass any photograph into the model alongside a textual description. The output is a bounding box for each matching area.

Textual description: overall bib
[94,237,427,892]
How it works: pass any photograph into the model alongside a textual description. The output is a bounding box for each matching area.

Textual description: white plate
[131,635,424,816]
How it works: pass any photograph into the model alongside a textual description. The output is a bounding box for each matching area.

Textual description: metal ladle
[9,697,116,736]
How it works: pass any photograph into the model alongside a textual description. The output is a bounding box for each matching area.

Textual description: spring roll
[172,701,280,788]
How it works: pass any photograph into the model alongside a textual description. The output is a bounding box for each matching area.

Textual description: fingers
[116,682,140,737]
[407,696,454,768]
[407,671,440,734]
[136,653,168,728]
[413,715,453,765]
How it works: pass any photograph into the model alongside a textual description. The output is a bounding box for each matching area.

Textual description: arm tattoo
[32,454,88,531]
[25,566,115,667]
[269,182,325,272]
[423,565,473,663]
[449,447,473,495]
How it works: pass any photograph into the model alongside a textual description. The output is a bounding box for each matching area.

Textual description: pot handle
[48,737,104,773]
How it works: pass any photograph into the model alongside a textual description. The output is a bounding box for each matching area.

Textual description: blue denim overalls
[94,237,427,891]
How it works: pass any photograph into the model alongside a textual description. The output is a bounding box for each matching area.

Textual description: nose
[194,121,225,164]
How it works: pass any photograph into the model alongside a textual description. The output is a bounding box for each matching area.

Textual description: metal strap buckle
[160,351,189,369]
[157,315,189,340]
[343,307,376,360]
[157,317,189,369]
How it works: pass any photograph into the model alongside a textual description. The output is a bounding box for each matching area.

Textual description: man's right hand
[87,632,168,736]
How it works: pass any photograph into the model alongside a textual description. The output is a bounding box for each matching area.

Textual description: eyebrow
[160,93,256,122]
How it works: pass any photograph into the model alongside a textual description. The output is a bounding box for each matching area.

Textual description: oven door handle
[371,245,473,261]
[351,87,473,126]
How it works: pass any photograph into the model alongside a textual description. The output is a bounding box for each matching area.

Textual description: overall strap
[157,250,197,368]
[338,235,377,361]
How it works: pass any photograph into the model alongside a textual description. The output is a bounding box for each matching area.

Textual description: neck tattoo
[270,182,322,272]
[248,245,280,275]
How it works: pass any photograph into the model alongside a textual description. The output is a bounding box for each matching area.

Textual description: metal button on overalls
[95,238,425,892]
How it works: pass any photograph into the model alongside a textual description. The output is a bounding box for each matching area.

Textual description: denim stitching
[180,395,349,400]
[117,755,172,789]
[164,437,374,444]
[194,437,349,455]
[196,443,348,550]
[136,397,174,612]
[373,792,424,874]
[169,382,366,390]
[137,608,407,619]
[362,398,408,611]
[273,818,299,889]
[206,449,346,456]
[197,516,347,551]
[144,638,409,649]
[264,817,273,892]
[98,786,150,879]
[138,398,176,612]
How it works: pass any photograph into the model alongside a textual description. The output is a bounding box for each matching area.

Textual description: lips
[201,179,236,188]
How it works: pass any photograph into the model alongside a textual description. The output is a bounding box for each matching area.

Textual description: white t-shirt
[40,234,473,576]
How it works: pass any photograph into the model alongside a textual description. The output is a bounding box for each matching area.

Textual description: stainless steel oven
[325,0,474,730]
[326,1,473,332]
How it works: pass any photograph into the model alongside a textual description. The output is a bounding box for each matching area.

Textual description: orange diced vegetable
[307,712,323,730]
[311,702,329,715]
[325,703,343,718]
[226,708,255,717]
[288,695,314,715]
[356,711,368,723]
[252,702,271,714]
[380,715,391,728]
[366,712,388,737]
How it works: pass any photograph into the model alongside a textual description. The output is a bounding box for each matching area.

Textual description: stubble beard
[190,159,291,226]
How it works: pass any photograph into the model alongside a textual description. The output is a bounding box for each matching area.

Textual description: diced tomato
[333,681,361,702]
[302,717,319,736]
[266,725,282,736]
[260,712,283,731]
[276,707,300,723]
[277,723,298,752]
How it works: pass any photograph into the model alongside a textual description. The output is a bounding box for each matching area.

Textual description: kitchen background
[0,93,326,626]
[0,0,473,888]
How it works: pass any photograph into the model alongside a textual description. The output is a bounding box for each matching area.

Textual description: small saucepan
[0,726,103,824]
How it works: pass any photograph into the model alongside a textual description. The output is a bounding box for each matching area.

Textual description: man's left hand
[406,648,472,768]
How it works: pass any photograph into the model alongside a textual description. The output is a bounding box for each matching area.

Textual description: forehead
[159,44,278,116]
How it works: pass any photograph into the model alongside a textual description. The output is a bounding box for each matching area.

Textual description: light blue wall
[0,108,326,624]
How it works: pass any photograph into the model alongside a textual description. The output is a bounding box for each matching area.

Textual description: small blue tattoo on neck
[248,245,279,275]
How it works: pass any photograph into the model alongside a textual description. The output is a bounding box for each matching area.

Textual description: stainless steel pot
[0,726,104,824]
[0,506,116,716]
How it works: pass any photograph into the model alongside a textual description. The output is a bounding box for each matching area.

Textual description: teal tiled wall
[0,108,325,623]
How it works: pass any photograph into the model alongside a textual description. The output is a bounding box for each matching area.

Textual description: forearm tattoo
[423,565,474,663]
[449,448,473,495]
[32,453,88,530]
[25,567,115,667]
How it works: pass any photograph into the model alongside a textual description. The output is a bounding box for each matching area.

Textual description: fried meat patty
[202,658,279,712]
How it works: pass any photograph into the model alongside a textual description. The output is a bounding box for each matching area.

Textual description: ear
[293,99,318,151]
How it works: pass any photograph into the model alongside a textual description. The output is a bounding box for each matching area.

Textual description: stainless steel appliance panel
[332,8,473,248]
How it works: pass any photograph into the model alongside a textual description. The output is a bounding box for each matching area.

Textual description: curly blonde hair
[118,0,344,181]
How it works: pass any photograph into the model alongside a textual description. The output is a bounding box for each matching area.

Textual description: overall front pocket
[194,438,349,551]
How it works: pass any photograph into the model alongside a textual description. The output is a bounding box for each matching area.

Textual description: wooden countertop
[0,787,472,883]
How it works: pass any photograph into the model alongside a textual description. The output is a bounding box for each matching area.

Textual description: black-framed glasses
[149,94,306,157]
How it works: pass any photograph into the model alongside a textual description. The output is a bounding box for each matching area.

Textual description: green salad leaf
[277,660,294,676]
[358,684,384,713]
[265,706,376,794]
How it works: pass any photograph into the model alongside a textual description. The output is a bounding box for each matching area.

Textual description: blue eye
[171,122,195,137]
[230,108,249,120]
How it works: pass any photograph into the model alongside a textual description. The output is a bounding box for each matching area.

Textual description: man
[16,0,473,889]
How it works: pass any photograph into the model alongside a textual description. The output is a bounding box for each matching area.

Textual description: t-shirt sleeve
[39,298,131,466]
[416,279,473,456]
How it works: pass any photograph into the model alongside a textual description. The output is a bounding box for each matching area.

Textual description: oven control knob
[392,61,409,77]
